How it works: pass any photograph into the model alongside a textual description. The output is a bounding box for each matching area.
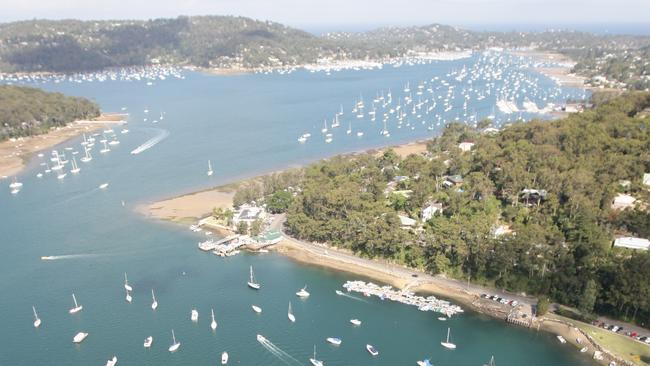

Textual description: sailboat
[321,119,328,133]
[168,329,180,352]
[69,293,83,314]
[417,360,433,366]
[32,306,41,328]
[440,327,456,349]
[210,308,217,330]
[483,355,496,366]
[288,302,295,322]
[309,345,323,366]
[80,147,92,163]
[124,273,133,291]
[207,160,214,176]
[247,266,261,289]
[125,289,132,303]
[296,285,310,298]
[105,356,117,366]
[151,289,158,310]
[346,122,352,135]
[100,140,110,154]
[9,177,23,189]
[191,309,199,322]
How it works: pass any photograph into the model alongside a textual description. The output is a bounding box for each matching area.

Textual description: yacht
[335,290,344,296]
[296,285,310,298]
[108,139,120,146]
[207,160,214,176]
[168,330,180,352]
[191,309,199,322]
[256,334,267,343]
[57,171,67,180]
[366,344,379,356]
[105,356,117,366]
[309,345,323,366]
[124,273,133,291]
[32,306,41,328]
[211,308,218,330]
[69,293,83,314]
[99,183,109,189]
[417,360,433,366]
[440,327,456,349]
[73,332,89,343]
[221,351,229,364]
[125,289,132,303]
[288,301,295,322]
[151,289,158,310]
[350,319,361,326]
[251,305,262,313]
[326,337,341,346]
[247,266,261,289]
[143,336,153,348]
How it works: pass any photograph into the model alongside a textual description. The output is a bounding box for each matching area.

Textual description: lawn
[576,322,650,366]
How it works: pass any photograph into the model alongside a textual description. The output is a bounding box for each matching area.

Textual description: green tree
[250,219,263,237]
[236,221,249,235]
[537,297,550,316]
[267,190,293,213]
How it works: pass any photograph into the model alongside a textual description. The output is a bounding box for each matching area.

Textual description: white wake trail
[130,129,169,155]
[257,336,303,366]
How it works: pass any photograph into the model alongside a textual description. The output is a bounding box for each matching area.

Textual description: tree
[537,297,550,316]
[267,190,293,213]
[579,279,599,315]
[250,219,263,237]
[236,221,248,235]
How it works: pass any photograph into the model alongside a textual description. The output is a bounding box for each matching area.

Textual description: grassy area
[576,322,650,366]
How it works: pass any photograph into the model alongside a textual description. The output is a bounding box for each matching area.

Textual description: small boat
[580,347,589,353]
[211,308,217,330]
[326,337,342,346]
[143,336,153,348]
[99,183,109,189]
[32,306,41,328]
[70,157,80,174]
[151,289,158,310]
[57,172,67,180]
[124,273,133,291]
[125,289,132,303]
[252,305,262,313]
[288,301,295,322]
[350,319,361,326]
[247,266,261,289]
[335,290,344,295]
[257,334,266,343]
[437,316,447,321]
[482,355,496,366]
[221,351,229,364]
[8,177,23,189]
[100,140,110,154]
[105,356,117,366]
[417,360,433,366]
[366,344,379,356]
[557,335,566,344]
[207,160,214,176]
[36,173,43,178]
[73,332,88,343]
[440,327,456,349]
[168,329,180,352]
[69,293,83,314]
[309,345,323,366]
[190,309,199,322]
[296,285,310,298]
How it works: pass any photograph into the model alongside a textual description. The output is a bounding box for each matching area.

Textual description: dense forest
[0,85,100,140]
[234,93,650,326]
[0,16,649,89]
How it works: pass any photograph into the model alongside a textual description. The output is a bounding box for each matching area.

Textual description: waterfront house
[421,202,443,221]
[232,204,267,227]
[611,193,636,210]
[613,237,650,251]
[443,175,464,188]
[458,141,475,152]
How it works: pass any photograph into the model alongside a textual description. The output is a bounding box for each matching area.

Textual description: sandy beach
[0,113,127,178]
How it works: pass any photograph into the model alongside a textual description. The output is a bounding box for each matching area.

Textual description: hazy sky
[1,0,649,30]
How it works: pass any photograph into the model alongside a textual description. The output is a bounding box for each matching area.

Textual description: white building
[232,204,266,226]
[611,193,636,210]
[644,173,650,186]
[613,237,650,251]
[398,215,417,228]
[422,202,443,221]
[458,141,475,152]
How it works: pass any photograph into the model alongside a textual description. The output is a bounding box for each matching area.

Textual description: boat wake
[257,335,303,366]
[130,129,169,155]
[338,291,369,303]
[41,254,99,261]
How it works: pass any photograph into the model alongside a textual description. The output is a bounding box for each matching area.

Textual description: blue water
[1,54,592,365]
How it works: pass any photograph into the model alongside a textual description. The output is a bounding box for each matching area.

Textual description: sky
[1,0,649,34]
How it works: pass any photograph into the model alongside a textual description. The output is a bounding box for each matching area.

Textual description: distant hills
[0,16,649,88]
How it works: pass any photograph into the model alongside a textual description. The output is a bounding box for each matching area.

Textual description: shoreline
[0,113,127,178]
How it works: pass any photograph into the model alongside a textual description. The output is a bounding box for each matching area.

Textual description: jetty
[342,280,463,317]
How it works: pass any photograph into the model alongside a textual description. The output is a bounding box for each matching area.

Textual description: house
[422,202,443,221]
[613,237,650,251]
[520,188,547,205]
[493,224,514,238]
[398,215,417,228]
[232,204,266,226]
[612,193,636,210]
[443,175,464,188]
[644,173,650,186]
[458,141,475,152]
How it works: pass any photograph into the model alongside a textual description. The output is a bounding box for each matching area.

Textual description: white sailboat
[247,266,261,289]
[210,308,217,330]
[151,289,158,310]
[100,140,110,154]
[309,345,323,366]
[73,332,89,343]
[9,177,23,189]
[288,301,295,322]
[207,160,214,176]
[69,293,83,314]
[321,119,328,133]
[221,351,229,364]
[124,273,133,291]
[346,122,352,135]
[80,147,92,163]
[70,159,80,175]
[32,306,41,328]
[251,305,262,313]
[483,355,496,366]
[105,356,117,366]
[168,329,180,352]
[125,289,132,303]
[143,336,153,348]
[440,327,456,349]
[296,285,310,298]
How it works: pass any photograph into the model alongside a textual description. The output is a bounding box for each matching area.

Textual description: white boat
[309,345,323,366]
[417,359,433,366]
[350,319,361,326]
[346,122,352,134]
[251,305,262,313]
[168,329,180,352]
[99,183,109,189]
[247,266,261,289]
[440,327,456,349]
[125,289,132,303]
[321,119,328,133]
[9,177,23,189]
[366,344,379,356]
[326,337,341,346]
[191,309,199,322]
[298,135,308,143]
[151,289,158,310]
[221,351,229,364]
[143,336,153,348]
[257,334,266,343]
[207,160,214,176]
[11,188,20,195]
[211,308,217,330]
[580,346,589,353]
[57,171,67,180]
[557,335,566,344]
[69,293,83,314]
[356,131,364,137]
[288,301,295,322]
[438,316,447,321]
[108,139,120,146]
[100,140,110,154]
[80,148,92,163]
[335,290,344,295]
[32,306,41,328]
[69,158,80,173]
[73,332,88,343]
[105,356,117,366]
[325,137,333,143]
[482,355,495,366]
[124,273,133,291]
[296,285,310,298]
